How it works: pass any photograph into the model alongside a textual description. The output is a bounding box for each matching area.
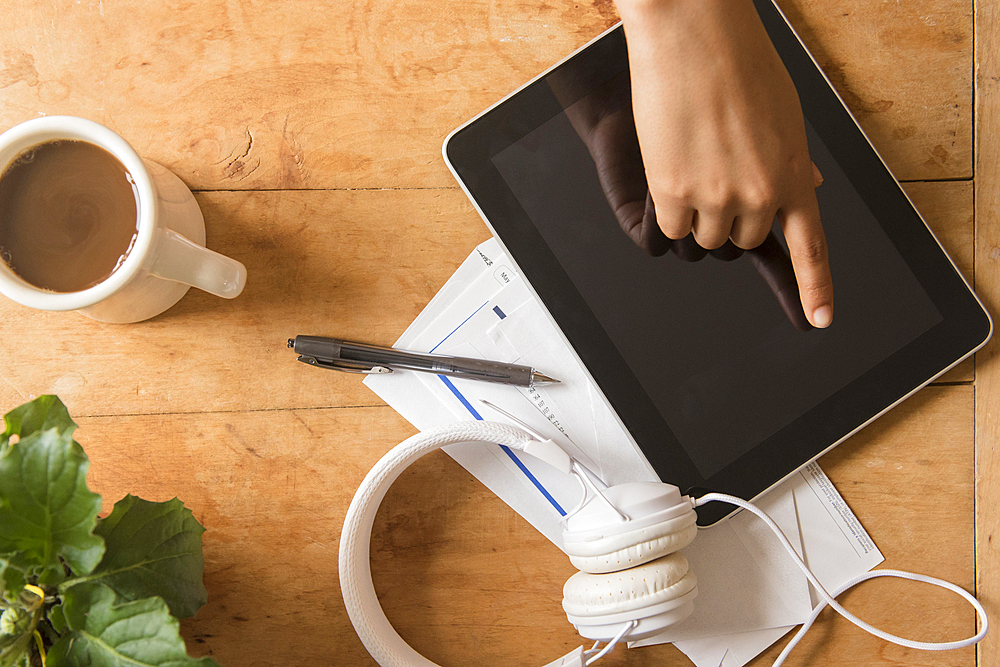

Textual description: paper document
[365,239,883,665]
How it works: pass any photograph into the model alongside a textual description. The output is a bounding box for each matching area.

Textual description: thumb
[812,162,824,188]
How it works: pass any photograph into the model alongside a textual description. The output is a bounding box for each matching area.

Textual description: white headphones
[339,414,989,667]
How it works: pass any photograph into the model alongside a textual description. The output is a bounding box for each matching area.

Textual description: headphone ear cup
[562,482,698,574]
[566,520,698,574]
[562,552,699,642]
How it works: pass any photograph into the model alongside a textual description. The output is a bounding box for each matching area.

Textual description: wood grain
[904,181,974,286]
[975,3,1000,667]
[0,0,971,189]
[757,385,977,666]
[779,0,973,181]
[68,385,972,667]
[0,188,490,417]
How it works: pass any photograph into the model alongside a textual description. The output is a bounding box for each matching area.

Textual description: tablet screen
[445,4,989,522]
[491,73,942,479]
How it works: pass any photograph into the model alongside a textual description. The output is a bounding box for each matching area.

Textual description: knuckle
[800,279,832,302]
[731,228,768,250]
[796,235,829,265]
[788,151,813,177]
[693,221,732,250]
[652,178,736,212]
[658,220,691,240]
[649,178,694,208]
[742,185,779,214]
[703,182,737,212]
[696,233,728,250]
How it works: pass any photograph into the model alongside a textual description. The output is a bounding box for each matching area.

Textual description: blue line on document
[437,375,566,516]
[438,375,484,419]
[430,301,489,353]
[431,300,564,516]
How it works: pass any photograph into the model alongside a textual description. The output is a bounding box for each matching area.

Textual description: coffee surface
[0,139,139,293]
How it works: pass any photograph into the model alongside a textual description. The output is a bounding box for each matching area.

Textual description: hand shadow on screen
[547,70,813,333]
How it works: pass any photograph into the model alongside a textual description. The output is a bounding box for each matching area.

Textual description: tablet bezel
[443,2,992,524]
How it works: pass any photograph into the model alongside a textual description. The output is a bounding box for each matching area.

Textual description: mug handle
[150,229,246,298]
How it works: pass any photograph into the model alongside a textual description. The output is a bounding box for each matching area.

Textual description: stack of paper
[365,239,884,666]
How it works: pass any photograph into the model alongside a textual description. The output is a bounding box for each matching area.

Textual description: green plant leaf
[47,584,219,667]
[69,496,208,620]
[0,396,104,584]
[0,560,26,605]
[1,395,75,451]
[0,607,34,667]
[47,601,67,635]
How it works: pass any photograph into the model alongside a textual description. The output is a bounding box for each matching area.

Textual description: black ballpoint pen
[287,335,560,387]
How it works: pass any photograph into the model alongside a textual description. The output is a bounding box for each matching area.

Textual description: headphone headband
[339,421,538,667]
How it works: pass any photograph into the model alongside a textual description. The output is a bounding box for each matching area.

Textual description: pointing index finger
[779,195,833,328]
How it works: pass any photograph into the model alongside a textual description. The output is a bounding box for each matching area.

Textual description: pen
[287,335,560,387]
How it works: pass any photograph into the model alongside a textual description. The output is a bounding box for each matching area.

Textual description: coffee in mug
[0,116,246,323]
[0,139,139,293]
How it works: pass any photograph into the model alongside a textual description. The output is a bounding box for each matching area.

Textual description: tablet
[443,1,992,524]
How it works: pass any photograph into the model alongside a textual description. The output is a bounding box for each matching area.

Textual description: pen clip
[296,355,393,375]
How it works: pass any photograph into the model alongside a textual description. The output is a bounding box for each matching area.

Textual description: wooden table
[0,1,995,665]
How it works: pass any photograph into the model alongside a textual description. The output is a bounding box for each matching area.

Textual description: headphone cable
[695,493,989,665]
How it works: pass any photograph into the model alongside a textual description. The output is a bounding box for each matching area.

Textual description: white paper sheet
[364,239,884,663]
[662,464,884,666]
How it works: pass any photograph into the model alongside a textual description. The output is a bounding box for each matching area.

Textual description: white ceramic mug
[0,116,246,323]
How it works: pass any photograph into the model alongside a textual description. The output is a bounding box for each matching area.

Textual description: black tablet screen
[445,6,989,521]
[491,69,942,479]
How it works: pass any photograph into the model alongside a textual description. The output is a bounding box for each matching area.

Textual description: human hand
[614,0,833,328]
[552,69,811,331]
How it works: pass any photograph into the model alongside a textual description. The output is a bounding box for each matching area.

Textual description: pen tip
[531,372,560,385]
[287,338,295,349]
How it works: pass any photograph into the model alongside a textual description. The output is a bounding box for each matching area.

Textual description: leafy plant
[0,395,220,667]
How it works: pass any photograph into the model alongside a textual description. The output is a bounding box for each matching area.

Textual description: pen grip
[345,346,533,385]
[398,355,533,385]
[291,336,533,385]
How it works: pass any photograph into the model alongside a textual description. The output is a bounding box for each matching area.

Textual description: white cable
[562,461,629,525]
[562,467,591,522]
[695,493,988,666]
[584,621,637,665]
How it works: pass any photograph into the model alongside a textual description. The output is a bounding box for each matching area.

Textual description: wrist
[614,0,767,59]
[614,0,757,24]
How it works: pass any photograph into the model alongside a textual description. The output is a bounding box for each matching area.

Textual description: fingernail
[812,305,833,328]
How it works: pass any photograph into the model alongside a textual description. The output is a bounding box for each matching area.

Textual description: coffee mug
[0,116,246,323]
